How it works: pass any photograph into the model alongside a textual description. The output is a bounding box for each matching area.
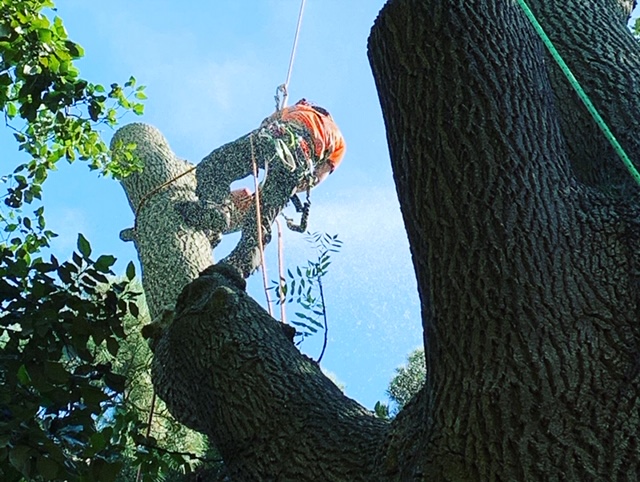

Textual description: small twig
[316,274,328,363]
[137,441,223,464]
[135,390,157,482]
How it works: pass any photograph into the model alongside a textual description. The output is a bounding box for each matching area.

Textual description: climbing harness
[258,0,309,316]
[516,0,640,187]
[251,120,316,316]
[138,1,311,464]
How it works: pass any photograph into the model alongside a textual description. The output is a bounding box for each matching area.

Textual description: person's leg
[195,131,269,202]
[221,162,299,277]
[177,131,271,231]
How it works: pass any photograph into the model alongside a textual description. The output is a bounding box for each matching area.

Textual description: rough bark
[112,123,214,321]
[527,0,640,196]
[136,0,640,480]
[152,264,388,481]
[368,0,640,480]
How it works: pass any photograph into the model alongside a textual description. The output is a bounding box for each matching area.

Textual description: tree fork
[125,0,640,480]
[526,0,640,195]
[369,0,640,479]
[116,123,392,480]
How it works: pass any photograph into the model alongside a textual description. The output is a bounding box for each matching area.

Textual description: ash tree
[148,0,640,480]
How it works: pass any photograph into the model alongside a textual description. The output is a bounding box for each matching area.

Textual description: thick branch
[111,123,214,321]
[152,263,388,481]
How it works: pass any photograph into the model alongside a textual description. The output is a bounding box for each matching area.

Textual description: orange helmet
[280,99,346,172]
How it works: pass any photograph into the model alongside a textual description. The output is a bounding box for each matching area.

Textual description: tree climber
[178,98,346,278]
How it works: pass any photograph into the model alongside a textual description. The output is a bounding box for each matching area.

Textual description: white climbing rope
[260,0,309,316]
[275,0,307,111]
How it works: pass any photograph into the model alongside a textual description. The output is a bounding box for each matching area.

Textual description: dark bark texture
[144,0,640,480]
[368,0,640,480]
[152,264,387,481]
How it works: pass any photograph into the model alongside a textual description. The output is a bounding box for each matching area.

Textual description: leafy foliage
[373,401,390,420]
[103,288,214,481]
[387,348,426,409]
[0,236,211,482]
[0,236,138,481]
[0,0,145,240]
[271,232,342,361]
[375,348,426,418]
[0,2,183,480]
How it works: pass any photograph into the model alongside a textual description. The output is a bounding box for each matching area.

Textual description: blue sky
[3,2,638,411]
[1,0,421,410]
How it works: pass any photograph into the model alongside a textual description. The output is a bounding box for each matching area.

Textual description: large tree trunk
[148,0,640,480]
[368,0,640,479]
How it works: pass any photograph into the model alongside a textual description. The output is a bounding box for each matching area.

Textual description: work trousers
[195,124,312,277]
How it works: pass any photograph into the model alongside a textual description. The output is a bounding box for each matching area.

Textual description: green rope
[516,0,640,187]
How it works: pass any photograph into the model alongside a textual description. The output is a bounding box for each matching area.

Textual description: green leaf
[104,372,126,393]
[91,458,123,482]
[44,361,69,384]
[290,320,318,333]
[36,455,59,479]
[106,337,119,357]
[95,254,116,273]
[52,16,67,38]
[37,28,52,43]
[64,40,84,58]
[6,102,17,118]
[125,261,135,280]
[17,365,31,386]
[77,233,91,258]
[9,445,32,476]
[128,300,139,318]
[72,252,83,267]
[90,431,107,452]
[83,385,109,405]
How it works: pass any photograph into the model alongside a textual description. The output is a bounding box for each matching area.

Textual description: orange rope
[250,134,273,316]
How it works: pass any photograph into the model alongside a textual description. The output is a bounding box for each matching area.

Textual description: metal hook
[274,84,288,112]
